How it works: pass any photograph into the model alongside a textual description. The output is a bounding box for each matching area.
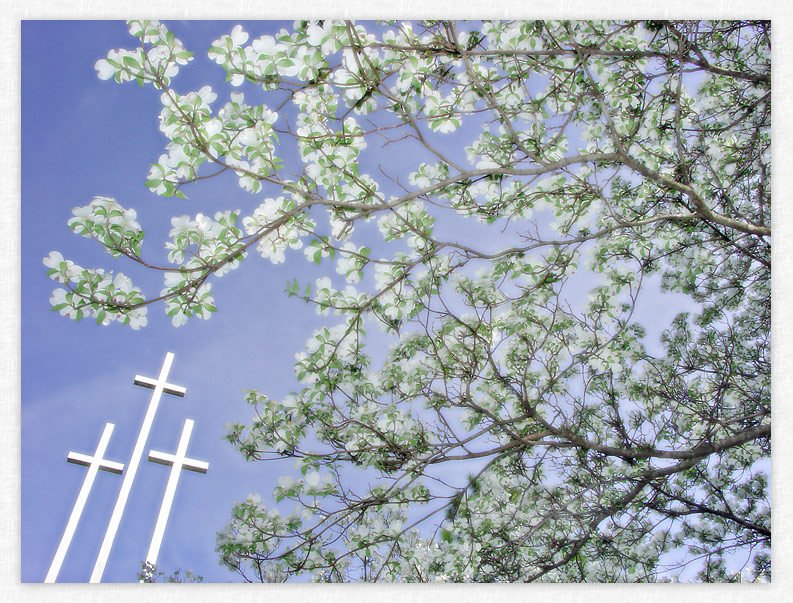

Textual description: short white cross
[90,352,186,583]
[45,423,124,583]
[145,418,208,570]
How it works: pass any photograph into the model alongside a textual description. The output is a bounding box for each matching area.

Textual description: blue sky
[21,20,339,582]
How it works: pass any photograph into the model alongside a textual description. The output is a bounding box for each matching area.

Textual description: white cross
[145,418,208,571]
[134,371,186,397]
[45,423,124,583]
[90,352,186,583]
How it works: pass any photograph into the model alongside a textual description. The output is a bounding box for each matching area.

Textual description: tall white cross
[90,352,186,583]
[45,423,124,583]
[145,418,208,571]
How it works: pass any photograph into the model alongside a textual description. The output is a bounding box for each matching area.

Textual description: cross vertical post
[45,423,124,583]
[144,418,208,573]
[90,352,186,583]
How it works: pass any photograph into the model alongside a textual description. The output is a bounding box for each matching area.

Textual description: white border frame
[4,2,791,601]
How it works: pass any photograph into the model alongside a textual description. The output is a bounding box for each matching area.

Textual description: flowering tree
[45,20,770,582]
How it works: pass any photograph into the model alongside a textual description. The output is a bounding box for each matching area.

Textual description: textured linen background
[3,1,790,601]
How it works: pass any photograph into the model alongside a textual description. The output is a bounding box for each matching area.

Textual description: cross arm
[67,452,124,475]
[133,375,187,397]
[147,450,209,474]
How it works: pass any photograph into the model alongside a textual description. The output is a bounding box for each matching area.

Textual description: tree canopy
[44,20,771,582]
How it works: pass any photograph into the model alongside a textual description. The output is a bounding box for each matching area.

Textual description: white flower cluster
[165,210,245,276]
[333,242,369,283]
[43,252,147,329]
[208,22,346,89]
[95,20,192,87]
[159,210,247,326]
[242,196,314,264]
[148,81,283,197]
[376,200,434,253]
[161,273,214,328]
[67,196,143,258]
[372,262,417,323]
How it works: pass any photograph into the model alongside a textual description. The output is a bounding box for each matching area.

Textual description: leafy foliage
[138,561,204,583]
[47,20,770,582]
